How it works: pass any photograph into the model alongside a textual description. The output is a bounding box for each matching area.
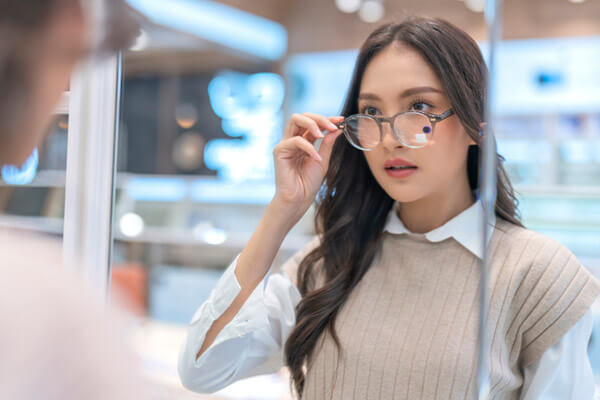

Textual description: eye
[360,106,381,116]
[410,100,433,113]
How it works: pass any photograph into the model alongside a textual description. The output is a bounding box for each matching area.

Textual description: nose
[380,120,403,149]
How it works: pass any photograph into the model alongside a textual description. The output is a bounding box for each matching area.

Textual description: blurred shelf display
[516,189,600,270]
[0,169,598,267]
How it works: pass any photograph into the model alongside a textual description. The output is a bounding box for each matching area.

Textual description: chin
[383,186,424,204]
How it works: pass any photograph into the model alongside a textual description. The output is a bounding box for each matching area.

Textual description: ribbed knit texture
[282,217,600,400]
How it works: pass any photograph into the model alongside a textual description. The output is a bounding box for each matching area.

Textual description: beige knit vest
[281,217,600,400]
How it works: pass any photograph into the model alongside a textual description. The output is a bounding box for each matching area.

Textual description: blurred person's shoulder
[0,227,145,400]
[0,227,62,273]
[0,227,85,306]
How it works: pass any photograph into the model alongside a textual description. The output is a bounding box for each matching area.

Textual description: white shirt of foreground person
[0,228,145,400]
[178,198,598,399]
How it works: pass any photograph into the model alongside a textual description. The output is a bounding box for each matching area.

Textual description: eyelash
[411,98,434,112]
[359,98,434,115]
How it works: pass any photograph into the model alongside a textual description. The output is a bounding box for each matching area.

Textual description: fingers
[278,113,345,167]
[328,116,344,124]
[274,136,322,162]
[318,127,343,165]
[283,112,342,142]
[303,112,340,133]
[283,113,322,142]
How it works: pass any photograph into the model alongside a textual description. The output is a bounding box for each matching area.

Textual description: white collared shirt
[178,199,596,399]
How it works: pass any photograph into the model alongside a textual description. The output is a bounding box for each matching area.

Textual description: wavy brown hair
[283,16,524,398]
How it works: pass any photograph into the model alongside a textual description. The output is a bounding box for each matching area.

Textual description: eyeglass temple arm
[429,109,454,122]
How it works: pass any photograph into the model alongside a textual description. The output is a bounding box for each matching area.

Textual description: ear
[469,121,487,146]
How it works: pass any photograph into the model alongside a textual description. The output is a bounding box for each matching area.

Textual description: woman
[178,17,600,399]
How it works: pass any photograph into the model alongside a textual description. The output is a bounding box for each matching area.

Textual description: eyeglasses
[335,109,454,151]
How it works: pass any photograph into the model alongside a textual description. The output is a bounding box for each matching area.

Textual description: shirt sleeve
[178,235,321,394]
[520,308,596,400]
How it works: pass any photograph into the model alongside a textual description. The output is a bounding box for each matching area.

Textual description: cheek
[363,149,383,177]
[422,123,470,178]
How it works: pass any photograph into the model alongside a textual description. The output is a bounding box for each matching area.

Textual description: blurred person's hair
[283,16,524,398]
[0,0,139,148]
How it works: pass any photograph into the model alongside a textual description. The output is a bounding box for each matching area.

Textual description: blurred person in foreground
[0,0,145,399]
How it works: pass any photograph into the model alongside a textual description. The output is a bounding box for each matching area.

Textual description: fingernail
[328,122,337,130]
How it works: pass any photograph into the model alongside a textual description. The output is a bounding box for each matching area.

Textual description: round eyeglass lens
[393,112,432,147]
[344,115,380,149]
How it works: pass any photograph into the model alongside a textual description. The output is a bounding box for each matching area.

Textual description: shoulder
[280,234,322,288]
[492,220,600,366]
[492,218,586,278]
[493,218,600,315]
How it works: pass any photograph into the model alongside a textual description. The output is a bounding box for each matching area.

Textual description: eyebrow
[358,86,443,101]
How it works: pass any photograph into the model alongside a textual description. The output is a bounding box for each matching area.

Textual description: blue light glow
[125,177,188,202]
[496,139,552,163]
[205,70,284,182]
[126,0,287,60]
[560,140,593,164]
[285,49,358,116]
[190,179,275,204]
[1,147,38,185]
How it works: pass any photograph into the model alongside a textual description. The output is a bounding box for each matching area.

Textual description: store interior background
[1,0,600,398]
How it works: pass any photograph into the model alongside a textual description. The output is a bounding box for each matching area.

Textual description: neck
[396,179,476,234]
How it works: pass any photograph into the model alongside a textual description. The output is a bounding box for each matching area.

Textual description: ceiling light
[119,213,144,238]
[464,0,485,12]
[335,0,362,13]
[130,29,149,52]
[175,103,198,129]
[359,0,384,23]
[127,0,287,61]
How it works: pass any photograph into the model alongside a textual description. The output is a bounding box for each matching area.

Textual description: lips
[384,158,417,170]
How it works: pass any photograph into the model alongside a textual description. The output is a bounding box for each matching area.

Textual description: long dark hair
[283,16,524,398]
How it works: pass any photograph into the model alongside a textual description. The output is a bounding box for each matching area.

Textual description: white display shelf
[0,215,63,234]
[114,226,313,253]
[515,184,600,198]
[0,169,67,187]
[54,91,70,115]
[5,171,600,199]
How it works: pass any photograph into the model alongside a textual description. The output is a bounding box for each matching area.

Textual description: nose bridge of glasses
[379,117,404,145]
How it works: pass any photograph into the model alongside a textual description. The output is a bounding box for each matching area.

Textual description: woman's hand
[271,112,343,216]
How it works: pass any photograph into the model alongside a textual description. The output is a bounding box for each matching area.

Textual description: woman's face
[359,43,477,205]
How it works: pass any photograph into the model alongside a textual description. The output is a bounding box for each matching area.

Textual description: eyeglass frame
[335,108,455,150]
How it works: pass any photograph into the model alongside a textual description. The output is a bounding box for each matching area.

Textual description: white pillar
[62,46,122,299]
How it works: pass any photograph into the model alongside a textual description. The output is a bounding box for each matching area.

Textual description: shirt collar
[383,198,496,260]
